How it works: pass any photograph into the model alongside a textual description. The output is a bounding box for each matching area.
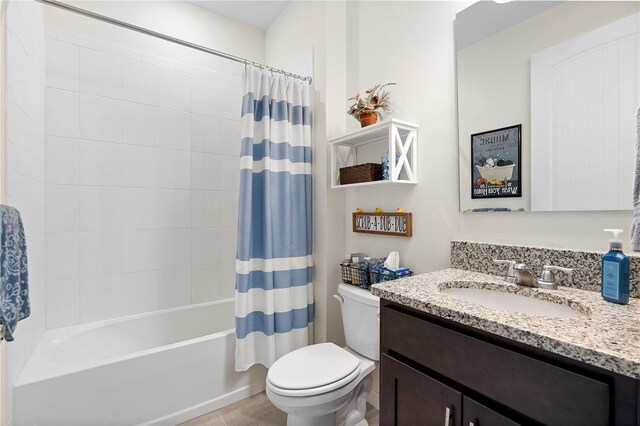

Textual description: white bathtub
[14,300,266,425]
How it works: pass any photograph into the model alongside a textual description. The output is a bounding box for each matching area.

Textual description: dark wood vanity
[380,300,640,426]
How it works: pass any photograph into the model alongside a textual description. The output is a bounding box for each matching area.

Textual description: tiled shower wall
[4,0,47,406]
[43,29,242,328]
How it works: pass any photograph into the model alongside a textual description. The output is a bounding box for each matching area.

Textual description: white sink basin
[441,288,586,318]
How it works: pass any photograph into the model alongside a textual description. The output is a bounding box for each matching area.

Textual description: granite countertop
[371,268,640,379]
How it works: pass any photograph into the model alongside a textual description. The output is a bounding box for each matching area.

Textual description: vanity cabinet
[380,300,639,425]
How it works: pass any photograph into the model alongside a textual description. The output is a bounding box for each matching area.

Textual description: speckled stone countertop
[371,268,640,379]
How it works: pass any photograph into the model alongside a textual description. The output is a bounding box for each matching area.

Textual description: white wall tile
[159,228,190,268]
[191,264,220,303]
[79,94,121,143]
[5,174,45,235]
[191,75,219,116]
[159,189,190,228]
[220,227,237,262]
[79,139,121,186]
[57,30,102,50]
[122,270,158,315]
[79,48,121,98]
[190,190,220,228]
[79,231,122,277]
[45,232,79,280]
[219,119,241,156]
[159,68,190,111]
[191,114,220,153]
[220,155,240,191]
[20,235,45,333]
[80,274,122,323]
[219,82,241,120]
[45,184,79,232]
[122,188,158,230]
[191,152,220,190]
[122,144,157,188]
[122,101,158,147]
[46,278,80,328]
[45,38,78,91]
[122,230,158,273]
[7,29,41,85]
[142,53,175,69]
[158,149,190,189]
[79,186,122,231]
[159,108,190,150]
[219,261,236,299]
[46,88,78,138]
[7,131,44,181]
[8,81,45,135]
[122,58,158,105]
[159,267,191,309]
[103,43,142,61]
[190,227,221,266]
[219,191,239,227]
[46,136,79,184]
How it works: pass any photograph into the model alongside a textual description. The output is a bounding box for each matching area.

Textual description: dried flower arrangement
[347,83,396,127]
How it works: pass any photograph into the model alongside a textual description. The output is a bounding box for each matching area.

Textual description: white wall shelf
[330,118,419,189]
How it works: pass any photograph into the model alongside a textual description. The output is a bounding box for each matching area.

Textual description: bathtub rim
[16,298,236,387]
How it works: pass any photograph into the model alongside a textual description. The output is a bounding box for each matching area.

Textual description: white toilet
[266,283,379,426]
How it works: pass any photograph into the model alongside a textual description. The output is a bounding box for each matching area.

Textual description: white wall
[3,0,263,422]
[42,29,242,329]
[343,1,637,273]
[3,1,46,423]
[45,0,264,76]
[267,1,640,344]
[343,1,469,274]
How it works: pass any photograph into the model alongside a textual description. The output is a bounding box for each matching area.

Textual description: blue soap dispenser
[601,229,629,305]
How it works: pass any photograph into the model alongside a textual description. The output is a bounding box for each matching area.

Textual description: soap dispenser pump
[601,229,629,305]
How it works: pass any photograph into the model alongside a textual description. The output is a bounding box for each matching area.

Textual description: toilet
[266,283,379,426]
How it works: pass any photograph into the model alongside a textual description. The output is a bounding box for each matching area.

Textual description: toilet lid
[268,343,360,390]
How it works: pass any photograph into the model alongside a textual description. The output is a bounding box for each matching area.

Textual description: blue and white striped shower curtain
[235,66,313,371]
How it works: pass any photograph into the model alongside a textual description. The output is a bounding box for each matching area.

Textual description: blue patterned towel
[0,205,30,341]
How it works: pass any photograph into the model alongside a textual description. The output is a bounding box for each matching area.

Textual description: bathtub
[14,299,266,425]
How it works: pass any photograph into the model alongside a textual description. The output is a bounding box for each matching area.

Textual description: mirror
[456,1,640,212]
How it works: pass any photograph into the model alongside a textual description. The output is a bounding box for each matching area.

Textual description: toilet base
[276,373,373,426]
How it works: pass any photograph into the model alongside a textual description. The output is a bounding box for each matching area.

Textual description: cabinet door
[381,354,462,426]
[462,396,520,426]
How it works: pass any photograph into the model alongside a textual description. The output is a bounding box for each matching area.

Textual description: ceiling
[188,1,290,30]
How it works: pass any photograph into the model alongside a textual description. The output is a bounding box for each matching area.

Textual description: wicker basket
[339,163,383,185]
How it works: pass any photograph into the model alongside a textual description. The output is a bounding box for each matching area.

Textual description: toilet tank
[337,284,380,360]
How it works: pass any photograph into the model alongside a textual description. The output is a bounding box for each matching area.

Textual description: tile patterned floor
[181,391,379,426]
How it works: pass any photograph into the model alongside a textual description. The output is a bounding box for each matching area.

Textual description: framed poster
[352,212,412,237]
[471,124,521,199]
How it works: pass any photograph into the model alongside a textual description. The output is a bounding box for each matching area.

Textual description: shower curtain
[235,66,313,371]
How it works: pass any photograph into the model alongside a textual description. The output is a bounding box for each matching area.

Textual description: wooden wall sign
[352,212,412,237]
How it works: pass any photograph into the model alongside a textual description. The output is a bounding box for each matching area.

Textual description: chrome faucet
[493,260,516,283]
[494,259,573,290]
[514,263,574,290]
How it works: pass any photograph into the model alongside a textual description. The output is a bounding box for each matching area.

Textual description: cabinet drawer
[381,306,610,426]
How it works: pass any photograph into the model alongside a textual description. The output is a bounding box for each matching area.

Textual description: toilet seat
[267,343,361,397]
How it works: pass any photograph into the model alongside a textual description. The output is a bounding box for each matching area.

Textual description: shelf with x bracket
[330,118,419,189]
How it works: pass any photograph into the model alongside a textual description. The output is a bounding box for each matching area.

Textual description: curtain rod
[35,0,312,83]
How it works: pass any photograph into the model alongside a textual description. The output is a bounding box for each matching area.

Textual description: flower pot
[359,112,378,128]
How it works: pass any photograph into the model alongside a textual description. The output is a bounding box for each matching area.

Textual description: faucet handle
[538,264,573,289]
[493,259,516,283]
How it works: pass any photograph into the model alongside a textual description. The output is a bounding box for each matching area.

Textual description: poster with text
[471,125,521,199]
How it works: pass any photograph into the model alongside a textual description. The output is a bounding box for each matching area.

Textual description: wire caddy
[340,262,412,289]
